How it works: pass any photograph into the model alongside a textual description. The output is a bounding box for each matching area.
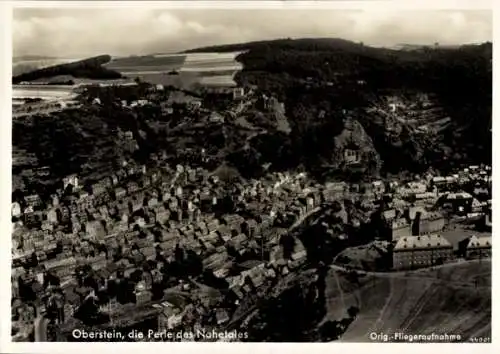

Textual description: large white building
[393,234,453,270]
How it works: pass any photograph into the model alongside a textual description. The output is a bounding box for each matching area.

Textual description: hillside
[240,261,491,342]
[12,55,122,83]
[12,38,491,187]
[13,57,83,77]
[188,38,491,175]
[12,83,158,194]
[338,261,491,342]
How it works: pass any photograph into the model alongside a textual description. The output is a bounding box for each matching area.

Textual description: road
[61,278,76,288]
[288,206,322,233]
[34,316,49,342]
[330,258,491,278]
[224,206,324,329]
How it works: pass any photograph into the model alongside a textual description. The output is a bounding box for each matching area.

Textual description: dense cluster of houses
[11,134,492,339]
[11,159,337,339]
[383,165,492,270]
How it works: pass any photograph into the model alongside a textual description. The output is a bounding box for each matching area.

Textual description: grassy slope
[323,261,491,341]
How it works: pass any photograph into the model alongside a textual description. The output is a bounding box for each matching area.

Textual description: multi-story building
[464,235,492,259]
[63,174,79,190]
[323,182,347,201]
[389,218,411,241]
[393,234,453,270]
[414,211,446,235]
[24,194,42,208]
[135,281,152,304]
[344,148,361,165]
[12,202,22,218]
[372,180,386,195]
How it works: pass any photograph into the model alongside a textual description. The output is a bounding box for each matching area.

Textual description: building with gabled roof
[389,218,411,241]
[462,235,492,259]
[382,209,397,222]
[12,202,22,218]
[416,211,446,236]
[393,234,453,270]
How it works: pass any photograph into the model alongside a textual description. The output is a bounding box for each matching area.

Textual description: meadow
[104,52,242,89]
[324,261,492,342]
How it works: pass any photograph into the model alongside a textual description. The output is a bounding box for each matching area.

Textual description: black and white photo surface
[7,1,492,345]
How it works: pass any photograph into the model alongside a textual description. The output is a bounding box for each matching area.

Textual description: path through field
[328,260,491,342]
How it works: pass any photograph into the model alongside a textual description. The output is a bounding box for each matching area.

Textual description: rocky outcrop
[332,118,382,175]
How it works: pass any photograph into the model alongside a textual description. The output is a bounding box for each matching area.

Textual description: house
[393,234,453,270]
[432,176,447,187]
[461,235,492,259]
[417,212,446,235]
[130,99,149,107]
[12,202,22,218]
[85,220,107,240]
[209,112,224,123]
[134,281,152,304]
[114,187,127,200]
[443,192,473,214]
[23,206,36,223]
[415,192,437,201]
[127,181,140,194]
[24,194,41,207]
[407,206,427,221]
[399,182,427,196]
[46,256,78,277]
[473,187,489,199]
[291,245,307,264]
[344,148,361,165]
[372,180,386,194]
[232,87,245,100]
[389,218,411,241]
[63,174,79,190]
[484,210,492,230]
[141,246,156,261]
[91,182,106,196]
[228,284,245,300]
[324,182,348,201]
[382,209,397,223]
[471,198,486,213]
[52,194,61,207]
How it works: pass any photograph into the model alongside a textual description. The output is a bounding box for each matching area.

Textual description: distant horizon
[12,37,492,61]
[13,8,492,58]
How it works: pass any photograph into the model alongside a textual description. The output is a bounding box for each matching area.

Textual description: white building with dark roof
[63,174,79,190]
[389,218,411,241]
[12,202,22,218]
[464,235,492,259]
[393,234,453,270]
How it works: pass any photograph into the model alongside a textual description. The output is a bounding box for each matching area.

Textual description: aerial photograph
[10,6,492,343]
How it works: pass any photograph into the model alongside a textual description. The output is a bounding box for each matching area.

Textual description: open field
[12,52,243,90]
[322,261,491,342]
[12,84,77,101]
[104,52,242,89]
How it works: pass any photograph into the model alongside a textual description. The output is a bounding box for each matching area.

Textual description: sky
[13,8,492,58]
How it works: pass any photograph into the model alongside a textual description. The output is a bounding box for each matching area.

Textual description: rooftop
[394,234,452,251]
[467,235,492,249]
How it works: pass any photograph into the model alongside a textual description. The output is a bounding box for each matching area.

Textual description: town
[11,86,492,340]
[10,13,492,342]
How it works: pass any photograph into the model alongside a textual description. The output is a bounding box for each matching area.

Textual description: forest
[209,38,492,176]
[13,38,492,189]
